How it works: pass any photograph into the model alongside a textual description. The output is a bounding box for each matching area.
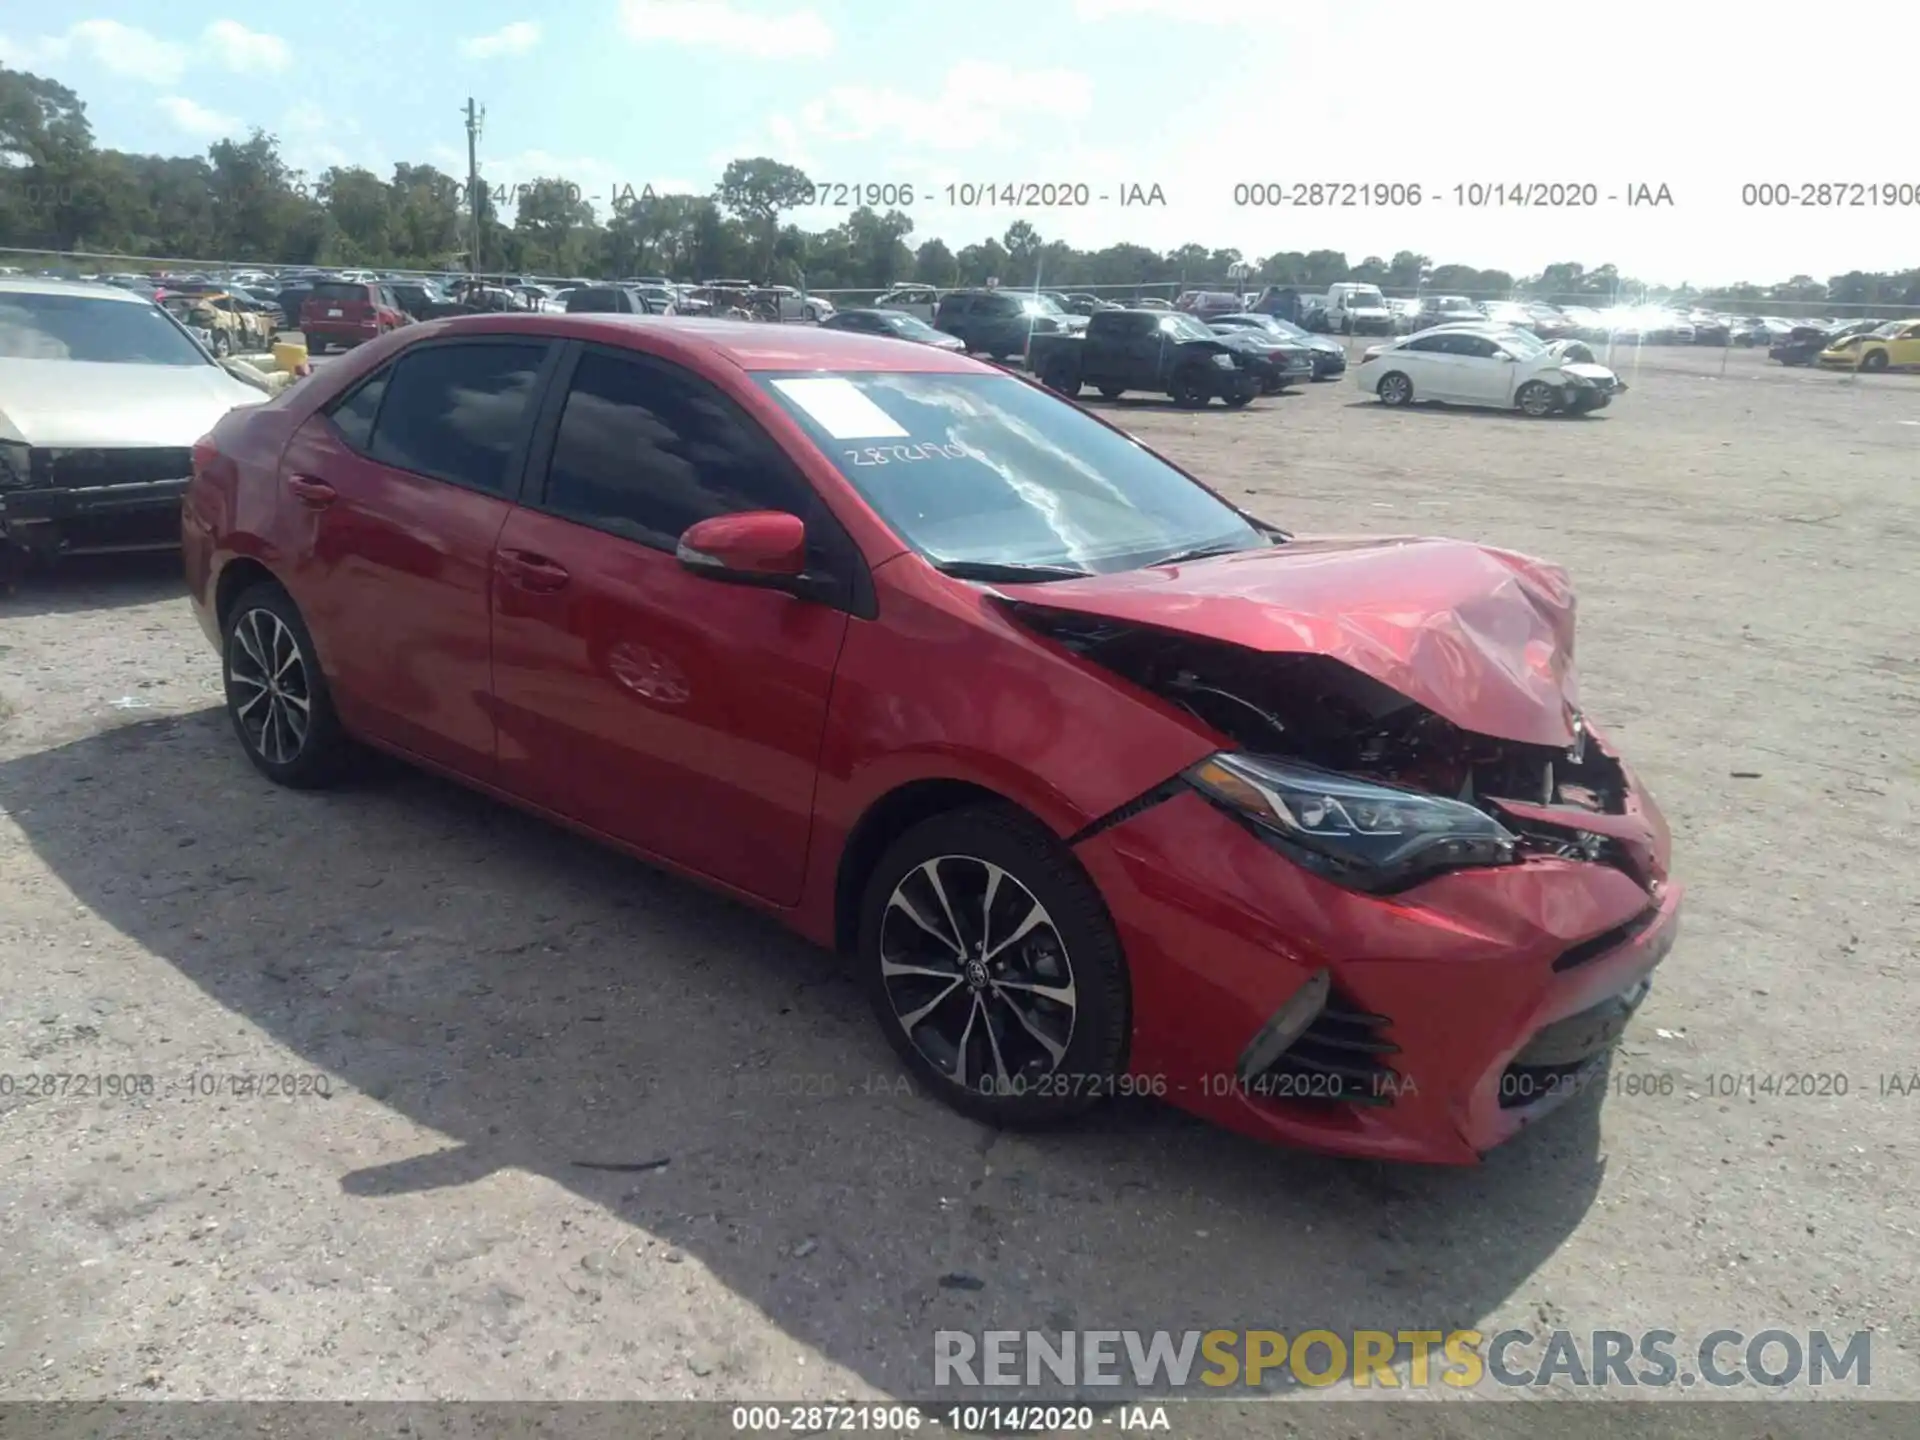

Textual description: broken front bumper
[1075,787,1681,1165]
[1,447,194,557]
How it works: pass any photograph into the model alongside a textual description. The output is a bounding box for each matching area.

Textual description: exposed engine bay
[1011,606,1634,867]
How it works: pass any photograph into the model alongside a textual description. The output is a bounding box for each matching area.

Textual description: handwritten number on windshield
[844,442,983,467]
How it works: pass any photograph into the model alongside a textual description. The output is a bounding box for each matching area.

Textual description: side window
[326,367,390,452]
[1454,335,1501,359]
[1404,334,1447,352]
[366,342,548,494]
[540,350,812,552]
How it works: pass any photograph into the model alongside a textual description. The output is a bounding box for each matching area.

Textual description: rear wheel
[860,805,1130,1127]
[303,333,326,355]
[1517,381,1559,417]
[1222,390,1253,409]
[1098,386,1125,400]
[223,583,352,789]
[1375,371,1413,406]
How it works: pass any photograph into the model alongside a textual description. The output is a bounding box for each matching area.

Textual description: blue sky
[5,0,1918,284]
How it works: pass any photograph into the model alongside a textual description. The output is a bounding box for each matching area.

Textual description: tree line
[4,63,1918,310]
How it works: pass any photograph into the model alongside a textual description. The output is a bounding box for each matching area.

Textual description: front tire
[1375,371,1413,406]
[1040,356,1081,396]
[1098,385,1125,400]
[1170,367,1210,408]
[1517,381,1560,417]
[859,805,1130,1127]
[1861,349,1890,372]
[223,583,351,789]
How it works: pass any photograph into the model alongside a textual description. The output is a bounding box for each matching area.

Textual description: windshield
[1159,313,1216,342]
[1020,294,1066,316]
[0,292,212,365]
[1869,321,1901,337]
[756,371,1264,574]
[1499,329,1549,357]
[1346,289,1387,308]
[883,314,940,338]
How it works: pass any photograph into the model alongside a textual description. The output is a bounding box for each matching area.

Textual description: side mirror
[676,510,807,584]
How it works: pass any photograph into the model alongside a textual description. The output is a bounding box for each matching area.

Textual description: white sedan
[1353,323,1626,416]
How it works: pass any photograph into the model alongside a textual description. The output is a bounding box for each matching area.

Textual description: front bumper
[1816,352,1860,368]
[1311,352,1346,377]
[1,470,191,556]
[1076,781,1680,1166]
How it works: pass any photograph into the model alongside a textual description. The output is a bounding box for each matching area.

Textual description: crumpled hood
[996,535,1581,747]
[1558,361,1617,381]
[0,359,265,450]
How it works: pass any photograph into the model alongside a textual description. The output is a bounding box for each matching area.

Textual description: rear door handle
[287,474,336,508]
[496,548,570,593]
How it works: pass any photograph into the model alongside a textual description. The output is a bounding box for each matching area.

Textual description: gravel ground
[0,343,1916,1409]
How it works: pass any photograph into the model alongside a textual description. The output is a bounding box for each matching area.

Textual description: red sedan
[183,314,1681,1165]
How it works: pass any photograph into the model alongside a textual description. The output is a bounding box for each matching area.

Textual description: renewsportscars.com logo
[934,1328,1873,1390]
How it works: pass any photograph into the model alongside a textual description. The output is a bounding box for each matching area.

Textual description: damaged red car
[183,316,1680,1165]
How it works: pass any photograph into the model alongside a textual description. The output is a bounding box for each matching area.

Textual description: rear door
[1390,332,1451,395]
[275,337,557,779]
[487,343,857,904]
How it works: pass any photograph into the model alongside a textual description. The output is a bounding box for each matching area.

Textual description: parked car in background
[1208,312,1346,378]
[1130,296,1173,311]
[564,286,651,315]
[819,308,966,350]
[934,288,1084,359]
[1320,282,1394,335]
[1770,318,1879,366]
[301,280,410,354]
[389,280,464,322]
[874,285,940,323]
[1063,293,1119,316]
[0,278,265,578]
[159,293,248,357]
[1174,290,1247,321]
[1355,323,1626,415]
[1029,307,1259,407]
[1410,295,1486,332]
[1819,318,1920,372]
[1207,324,1316,393]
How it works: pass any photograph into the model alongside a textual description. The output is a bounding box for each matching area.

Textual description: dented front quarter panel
[992,535,1581,748]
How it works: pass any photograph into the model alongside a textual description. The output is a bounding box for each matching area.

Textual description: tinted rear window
[566,289,625,313]
[310,282,373,303]
[366,342,547,495]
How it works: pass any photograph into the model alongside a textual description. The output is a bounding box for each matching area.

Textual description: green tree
[715,157,812,281]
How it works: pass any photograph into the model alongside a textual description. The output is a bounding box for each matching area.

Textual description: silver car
[0,278,267,575]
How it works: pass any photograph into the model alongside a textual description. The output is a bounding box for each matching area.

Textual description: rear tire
[1040,355,1081,396]
[223,582,352,789]
[1098,386,1125,400]
[1222,390,1253,409]
[1375,371,1413,406]
[859,804,1130,1127]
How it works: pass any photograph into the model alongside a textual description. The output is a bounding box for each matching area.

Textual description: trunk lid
[992,536,1581,747]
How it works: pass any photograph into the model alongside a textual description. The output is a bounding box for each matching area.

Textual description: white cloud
[280,101,331,136]
[792,62,1093,153]
[618,0,832,58]
[200,20,290,73]
[458,21,542,60]
[1072,0,1245,18]
[0,20,189,84]
[158,95,240,139]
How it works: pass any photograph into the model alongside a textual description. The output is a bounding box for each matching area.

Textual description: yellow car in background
[1819,318,1920,372]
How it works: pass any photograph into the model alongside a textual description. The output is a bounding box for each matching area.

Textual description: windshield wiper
[933,560,1094,583]
[1151,541,1255,568]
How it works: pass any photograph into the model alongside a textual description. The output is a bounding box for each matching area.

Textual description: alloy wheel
[879,855,1077,1094]
[229,607,312,766]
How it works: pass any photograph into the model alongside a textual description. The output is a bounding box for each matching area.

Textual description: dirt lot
[1,344,1916,1409]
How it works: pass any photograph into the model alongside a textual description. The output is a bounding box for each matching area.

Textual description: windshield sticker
[843,441,985,467]
[771,377,908,439]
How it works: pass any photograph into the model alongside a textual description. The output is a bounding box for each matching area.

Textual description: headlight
[1211,352,1237,369]
[1184,753,1517,893]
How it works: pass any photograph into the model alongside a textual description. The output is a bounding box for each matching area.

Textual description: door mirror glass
[676,510,807,581]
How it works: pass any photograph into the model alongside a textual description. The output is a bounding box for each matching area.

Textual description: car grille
[1249,987,1401,1107]
[30,446,196,492]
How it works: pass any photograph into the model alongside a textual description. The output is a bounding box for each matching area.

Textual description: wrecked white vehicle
[0,279,266,578]
[1355,323,1627,416]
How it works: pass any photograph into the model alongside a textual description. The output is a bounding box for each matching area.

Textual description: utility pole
[464,98,485,274]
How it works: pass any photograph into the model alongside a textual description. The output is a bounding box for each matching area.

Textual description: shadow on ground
[0,551,186,618]
[0,711,1610,1399]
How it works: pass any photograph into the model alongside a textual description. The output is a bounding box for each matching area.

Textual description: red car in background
[182,315,1681,1165]
[299,279,409,354]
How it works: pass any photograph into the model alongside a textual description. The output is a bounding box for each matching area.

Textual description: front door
[487,344,854,905]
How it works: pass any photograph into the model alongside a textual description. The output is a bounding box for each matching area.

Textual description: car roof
[398,314,985,373]
[0,276,151,303]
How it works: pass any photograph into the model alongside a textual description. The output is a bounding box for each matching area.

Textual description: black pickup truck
[1027,308,1259,407]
